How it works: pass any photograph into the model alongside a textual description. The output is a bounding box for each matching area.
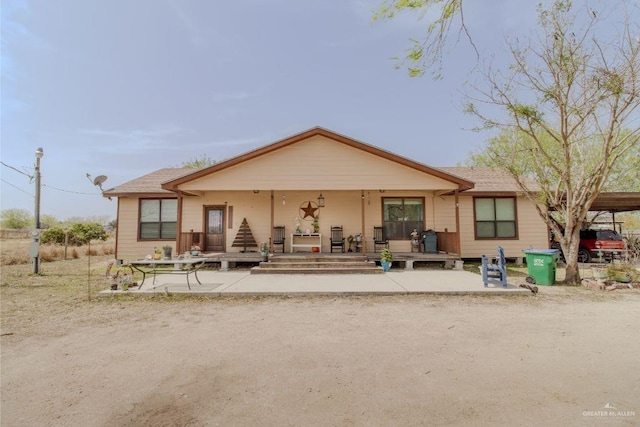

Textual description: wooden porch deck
[200,251,460,270]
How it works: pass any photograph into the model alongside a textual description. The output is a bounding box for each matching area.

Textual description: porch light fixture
[282,195,286,205]
[253,190,259,194]
[317,193,325,207]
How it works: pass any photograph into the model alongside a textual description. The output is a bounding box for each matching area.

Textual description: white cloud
[211,90,262,104]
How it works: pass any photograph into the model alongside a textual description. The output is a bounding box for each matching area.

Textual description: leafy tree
[40,214,60,229]
[180,154,217,169]
[1,209,32,229]
[70,223,107,244]
[40,227,67,245]
[41,222,107,246]
[464,2,639,283]
[106,219,117,231]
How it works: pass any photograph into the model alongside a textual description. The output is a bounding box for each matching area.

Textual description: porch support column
[270,190,275,252]
[361,190,366,253]
[176,193,184,253]
[454,189,461,256]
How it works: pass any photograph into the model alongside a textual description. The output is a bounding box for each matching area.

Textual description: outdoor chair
[373,226,389,252]
[270,226,286,253]
[481,246,507,288]
[330,226,345,253]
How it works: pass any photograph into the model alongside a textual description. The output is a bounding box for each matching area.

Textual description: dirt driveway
[2,286,639,426]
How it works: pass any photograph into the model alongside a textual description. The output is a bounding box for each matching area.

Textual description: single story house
[103,127,550,263]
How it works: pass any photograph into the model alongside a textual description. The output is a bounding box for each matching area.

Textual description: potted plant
[153,247,162,260]
[162,245,173,259]
[380,248,393,272]
[190,245,201,256]
[312,215,319,233]
[259,242,269,262]
[347,235,354,252]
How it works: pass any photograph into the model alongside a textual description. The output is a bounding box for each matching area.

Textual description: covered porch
[173,244,461,272]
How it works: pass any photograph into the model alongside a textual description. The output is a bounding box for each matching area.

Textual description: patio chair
[481,246,507,288]
[270,226,286,253]
[330,226,345,253]
[373,226,389,252]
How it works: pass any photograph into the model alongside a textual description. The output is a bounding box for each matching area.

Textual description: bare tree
[465,1,640,283]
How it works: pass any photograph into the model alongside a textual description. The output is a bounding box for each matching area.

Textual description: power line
[0,161,33,179]
[42,183,100,196]
[0,178,34,197]
[1,160,103,196]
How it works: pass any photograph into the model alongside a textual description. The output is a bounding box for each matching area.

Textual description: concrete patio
[99,269,531,297]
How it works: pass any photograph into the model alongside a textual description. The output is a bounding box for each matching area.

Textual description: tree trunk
[560,227,582,285]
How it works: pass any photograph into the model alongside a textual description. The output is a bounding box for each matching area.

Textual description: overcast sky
[1,0,605,220]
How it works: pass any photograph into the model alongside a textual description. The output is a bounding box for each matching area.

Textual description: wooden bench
[481,246,507,288]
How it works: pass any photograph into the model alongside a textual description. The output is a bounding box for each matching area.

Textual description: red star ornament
[300,202,318,219]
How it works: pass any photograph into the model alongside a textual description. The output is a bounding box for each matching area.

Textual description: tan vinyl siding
[115,197,173,262]
[178,136,458,192]
[457,195,549,258]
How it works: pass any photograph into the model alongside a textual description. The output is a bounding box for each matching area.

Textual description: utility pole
[32,147,43,274]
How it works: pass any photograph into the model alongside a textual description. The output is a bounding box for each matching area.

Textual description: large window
[139,198,177,240]
[474,197,517,239]
[383,198,424,239]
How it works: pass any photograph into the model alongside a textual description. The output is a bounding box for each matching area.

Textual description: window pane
[476,222,495,238]
[383,200,403,221]
[140,200,160,222]
[208,210,223,234]
[495,198,515,220]
[404,199,423,221]
[383,198,424,238]
[496,222,516,238]
[161,222,177,239]
[161,199,177,222]
[475,199,495,221]
[140,223,160,239]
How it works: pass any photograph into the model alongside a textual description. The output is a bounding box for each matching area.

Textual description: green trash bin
[523,249,560,285]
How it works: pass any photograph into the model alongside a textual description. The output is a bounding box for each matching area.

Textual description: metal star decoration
[300,201,319,219]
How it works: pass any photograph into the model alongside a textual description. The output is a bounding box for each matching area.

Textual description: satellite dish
[93,175,108,186]
[86,173,108,192]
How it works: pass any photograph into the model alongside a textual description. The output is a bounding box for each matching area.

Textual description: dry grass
[2,237,637,341]
[0,238,115,265]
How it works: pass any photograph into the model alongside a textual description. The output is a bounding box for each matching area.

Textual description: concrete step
[250,266,384,274]
[259,261,377,269]
[269,255,367,263]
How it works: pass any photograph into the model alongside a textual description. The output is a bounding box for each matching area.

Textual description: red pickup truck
[553,229,627,263]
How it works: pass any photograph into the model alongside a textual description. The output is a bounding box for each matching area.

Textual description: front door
[205,207,225,252]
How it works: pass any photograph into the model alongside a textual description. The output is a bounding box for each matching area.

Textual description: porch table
[129,258,206,290]
[290,233,322,253]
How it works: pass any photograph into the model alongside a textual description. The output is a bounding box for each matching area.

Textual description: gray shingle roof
[438,167,539,193]
[103,168,193,196]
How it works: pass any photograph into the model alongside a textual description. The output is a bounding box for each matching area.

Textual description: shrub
[624,235,640,260]
[41,227,67,245]
[40,223,108,246]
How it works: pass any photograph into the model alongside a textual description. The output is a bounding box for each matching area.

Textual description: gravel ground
[1,256,639,426]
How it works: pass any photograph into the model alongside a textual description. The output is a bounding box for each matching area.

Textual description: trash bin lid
[523,249,559,254]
